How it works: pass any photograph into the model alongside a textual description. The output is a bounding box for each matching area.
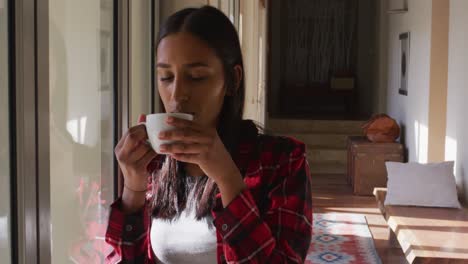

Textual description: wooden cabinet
[347,136,404,195]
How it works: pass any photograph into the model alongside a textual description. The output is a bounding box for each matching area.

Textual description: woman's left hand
[157,116,242,188]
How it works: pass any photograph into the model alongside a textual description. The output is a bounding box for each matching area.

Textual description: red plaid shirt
[105,123,312,263]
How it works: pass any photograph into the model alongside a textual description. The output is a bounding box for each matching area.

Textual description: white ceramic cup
[142,113,194,153]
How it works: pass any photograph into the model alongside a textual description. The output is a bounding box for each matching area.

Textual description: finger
[125,125,148,146]
[120,127,149,158]
[117,140,148,163]
[158,128,211,143]
[136,148,158,169]
[170,153,199,164]
[115,132,127,151]
[118,124,147,151]
[127,143,153,163]
[138,113,146,124]
[159,143,207,154]
[128,123,148,135]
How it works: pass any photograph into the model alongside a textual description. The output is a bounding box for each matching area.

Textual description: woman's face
[156,32,226,129]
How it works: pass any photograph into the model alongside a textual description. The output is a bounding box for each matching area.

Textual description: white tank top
[150,177,217,264]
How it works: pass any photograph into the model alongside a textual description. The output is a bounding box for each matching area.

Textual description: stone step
[268,118,366,134]
[307,148,347,164]
[282,133,361,149]
[307,161,347,175]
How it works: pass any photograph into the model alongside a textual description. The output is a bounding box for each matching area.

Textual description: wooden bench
[373,188,468,264]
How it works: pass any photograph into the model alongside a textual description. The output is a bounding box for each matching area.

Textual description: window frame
[10,0,149,262]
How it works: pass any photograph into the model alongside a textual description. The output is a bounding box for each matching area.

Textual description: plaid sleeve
[104,198,152,264]
[212,140,312,263]
[104,155,164,263]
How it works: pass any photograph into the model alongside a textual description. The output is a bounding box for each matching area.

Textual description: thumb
[138,114,146,124]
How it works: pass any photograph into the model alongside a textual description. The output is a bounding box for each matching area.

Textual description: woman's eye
[159,75,206,82]
[160,76,173,82]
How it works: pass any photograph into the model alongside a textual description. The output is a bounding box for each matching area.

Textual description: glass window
[49,0,115,262]
[131,0,152,123]
[0,0,12,262]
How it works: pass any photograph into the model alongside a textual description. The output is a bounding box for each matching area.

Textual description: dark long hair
[152,6,246,220]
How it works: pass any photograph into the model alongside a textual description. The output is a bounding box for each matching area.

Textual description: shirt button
[125,224,133,232]
[222,224,228,231]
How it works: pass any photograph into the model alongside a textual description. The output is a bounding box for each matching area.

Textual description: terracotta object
[362,114,400,143]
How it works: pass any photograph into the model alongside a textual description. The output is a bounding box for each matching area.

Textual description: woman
[105,6,312,264]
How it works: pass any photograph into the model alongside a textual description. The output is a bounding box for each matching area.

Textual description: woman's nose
[171,78,189,102]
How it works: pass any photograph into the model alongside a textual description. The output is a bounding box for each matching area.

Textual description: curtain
[284,0,357,87]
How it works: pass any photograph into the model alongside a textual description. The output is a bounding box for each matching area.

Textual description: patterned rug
[305,213,382,264]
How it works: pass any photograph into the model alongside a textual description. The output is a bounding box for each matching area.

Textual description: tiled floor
[311,173,408,264]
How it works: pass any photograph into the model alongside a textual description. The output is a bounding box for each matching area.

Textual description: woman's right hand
[115,114,158,192]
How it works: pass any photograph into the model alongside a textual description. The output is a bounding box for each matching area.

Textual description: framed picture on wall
[399,32,410,96]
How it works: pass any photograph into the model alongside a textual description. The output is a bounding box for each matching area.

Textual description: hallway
[311,173,408,264]
[268,117,408,262]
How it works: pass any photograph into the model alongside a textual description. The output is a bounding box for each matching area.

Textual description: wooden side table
[347,136,404,195]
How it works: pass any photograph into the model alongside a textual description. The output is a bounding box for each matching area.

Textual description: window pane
[0,0,12,263]
[49,0,114,262]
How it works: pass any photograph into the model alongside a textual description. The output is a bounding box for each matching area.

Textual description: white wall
[257,1,268,127]
[446,0,468,203]
[386,0,432,163]
[384,0,468,203]
[240,0,267,126]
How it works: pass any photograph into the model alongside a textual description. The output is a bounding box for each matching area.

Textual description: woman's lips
[170,111,195,117]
